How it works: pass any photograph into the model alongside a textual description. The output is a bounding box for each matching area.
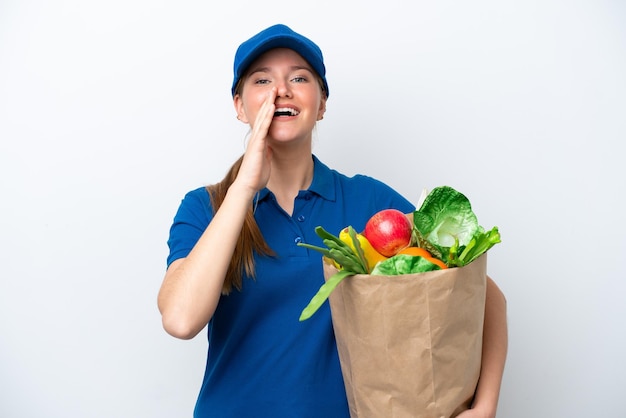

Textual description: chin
[268,129,309,144]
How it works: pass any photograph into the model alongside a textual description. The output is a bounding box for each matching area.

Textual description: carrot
[397,247,448,269]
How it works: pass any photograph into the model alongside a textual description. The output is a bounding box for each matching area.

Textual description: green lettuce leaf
[457,226,501,265]
[371,254,442,275]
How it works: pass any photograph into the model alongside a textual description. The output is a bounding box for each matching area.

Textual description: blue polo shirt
[167,155,415,418]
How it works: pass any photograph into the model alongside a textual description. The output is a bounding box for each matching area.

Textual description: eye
[253,78,271,85]
[291,75,308,83]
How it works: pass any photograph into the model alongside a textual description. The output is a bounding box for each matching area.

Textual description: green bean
[323,239,356,258]
[328,249,366,274]
[296,242,331,258]
[297,242,359,272]
[347,226,369,271]
[299,270,352,321]
[298,225,367,273]
[314,226,345,247]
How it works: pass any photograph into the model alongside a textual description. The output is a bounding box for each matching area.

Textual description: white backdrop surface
[1,1,624,417]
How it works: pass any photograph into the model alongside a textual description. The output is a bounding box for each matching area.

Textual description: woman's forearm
[157,182,256,339]
[472,276,508,416]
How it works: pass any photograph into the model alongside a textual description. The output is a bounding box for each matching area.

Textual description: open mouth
[274,107,300,117]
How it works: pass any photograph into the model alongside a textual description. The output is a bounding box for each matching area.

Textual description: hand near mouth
[236,88,277,197]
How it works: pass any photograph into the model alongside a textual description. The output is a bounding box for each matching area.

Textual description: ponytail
[206,155,275,294]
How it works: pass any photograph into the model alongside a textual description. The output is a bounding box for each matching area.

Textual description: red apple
[363,209,413,257]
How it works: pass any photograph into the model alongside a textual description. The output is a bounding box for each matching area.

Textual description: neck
[266,151,314,214]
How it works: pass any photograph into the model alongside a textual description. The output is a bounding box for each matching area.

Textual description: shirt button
[294,236,302,244]
[304,193,312,201]
[297,215,305,222]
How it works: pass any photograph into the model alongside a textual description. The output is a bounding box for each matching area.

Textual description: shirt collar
[254,155,336,204]
[308,155,336,201]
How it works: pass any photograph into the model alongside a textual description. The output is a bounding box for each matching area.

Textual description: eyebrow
[248,65,314,76]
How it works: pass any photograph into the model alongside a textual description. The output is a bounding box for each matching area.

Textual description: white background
[1,1,624,417]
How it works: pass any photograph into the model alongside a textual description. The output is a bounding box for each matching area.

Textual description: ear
[233,94,249,124]
[317,96,327,121]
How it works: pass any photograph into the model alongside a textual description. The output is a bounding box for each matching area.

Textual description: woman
[158,24,507,418]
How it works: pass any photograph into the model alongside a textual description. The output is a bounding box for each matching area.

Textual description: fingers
[236,89,276,193]
[249,88,276,142]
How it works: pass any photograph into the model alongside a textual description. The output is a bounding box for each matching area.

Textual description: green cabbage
[413,186,501,267]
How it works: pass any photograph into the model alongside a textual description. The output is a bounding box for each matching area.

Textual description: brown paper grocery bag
[325,254,487,418]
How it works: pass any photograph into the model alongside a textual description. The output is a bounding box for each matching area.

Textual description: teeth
[274,107,299,116]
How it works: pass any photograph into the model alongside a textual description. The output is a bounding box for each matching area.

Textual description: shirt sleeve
[166,187,214,267]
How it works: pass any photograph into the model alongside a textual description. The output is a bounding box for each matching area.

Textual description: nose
[275,79,292,98]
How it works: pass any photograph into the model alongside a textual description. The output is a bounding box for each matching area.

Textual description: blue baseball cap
[231,24,329,98]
